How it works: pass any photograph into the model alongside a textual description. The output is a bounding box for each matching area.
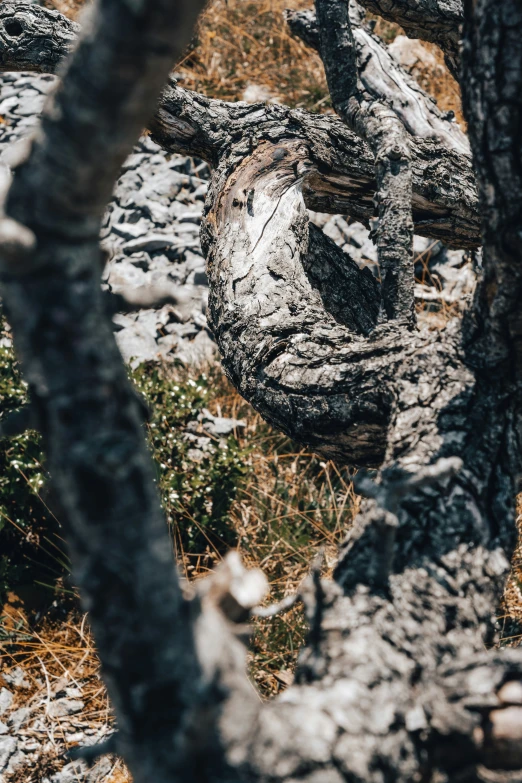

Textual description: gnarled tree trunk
[0,0,522,781]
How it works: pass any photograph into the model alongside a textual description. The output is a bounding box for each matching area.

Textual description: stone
[0,96,18,115]
[0,736,17,771]
[123,234,181,254]
[8,707,30,730]
[200,409,246,437]
[47,698,85,719]
[2,666,30,689]
[12,95,45,116]
[115,320,159,368]
[0,689,13,716]
[112,218,153,241]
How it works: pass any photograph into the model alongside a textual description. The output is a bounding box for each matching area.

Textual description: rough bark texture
[315,0,417,324]
[1,0,522,781]
[288,0,467,323]
[0,2,480,249]
[356,0,463,79]
[461,0,522,381]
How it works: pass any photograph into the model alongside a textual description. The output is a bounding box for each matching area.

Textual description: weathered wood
[357,0,463,79]
[0,0,521,780]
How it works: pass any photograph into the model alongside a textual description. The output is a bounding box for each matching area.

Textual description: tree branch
[356,0,463,80]
[290,0,468,324]
[0,0,226,780]
[461,0,522,382]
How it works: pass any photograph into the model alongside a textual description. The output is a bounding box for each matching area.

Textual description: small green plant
[0,341,63,600]
[132,363,251,557]
[0,339,252,603]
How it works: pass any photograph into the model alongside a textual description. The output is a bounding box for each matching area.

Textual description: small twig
[252,592,300,618]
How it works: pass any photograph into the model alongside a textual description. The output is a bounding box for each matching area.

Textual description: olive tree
[0,0,521,780]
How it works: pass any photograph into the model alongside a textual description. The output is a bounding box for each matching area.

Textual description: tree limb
[356,0,463,80]
[0,0,225,780]
[461,0,522,382]
[289,0,468,324]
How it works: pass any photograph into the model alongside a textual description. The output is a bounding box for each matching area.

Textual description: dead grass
[1,612,129,782]
[160,370,357,694]
[45,0,461,121]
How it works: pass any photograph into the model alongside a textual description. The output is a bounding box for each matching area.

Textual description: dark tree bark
[1,0,522,782]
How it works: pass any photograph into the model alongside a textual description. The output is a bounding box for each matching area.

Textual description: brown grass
[45,0,461,121]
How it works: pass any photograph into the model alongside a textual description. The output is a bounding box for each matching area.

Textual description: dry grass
[45,0,461,121]
[1,612,129,782]
[157,371,357,694]
[176,0,330,110]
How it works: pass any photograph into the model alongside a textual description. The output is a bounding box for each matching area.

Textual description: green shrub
[0,341,251,602]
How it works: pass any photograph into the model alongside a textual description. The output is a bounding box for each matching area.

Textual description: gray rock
[0,722,7,735]
[0,96,18,115]
[49,759,86,782]
[8,706,30,730]
[0,689,13,716]
[13,95,45,116]
[200,409,246,437]
[115,320,159,368]
[2,666,30,689]
[123,234,181,254]
[47,698,85,718]
[6,749,27,774]
[122,152,148,171]
[0,736,17,771]
[107,259,150,288]
[112,218,153,241]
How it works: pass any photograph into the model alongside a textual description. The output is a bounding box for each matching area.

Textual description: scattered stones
[0,71,215,369]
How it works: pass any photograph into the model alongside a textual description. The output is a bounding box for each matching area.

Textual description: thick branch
[289,0,468,323]
[357,0,463,80]
[0,0,220,782]
[314,0,416,324]
[461,0,522,382]
[0,1,79,72]
[0,2,480,249]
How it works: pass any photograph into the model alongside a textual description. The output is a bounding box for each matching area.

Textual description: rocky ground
[0,71,476,782]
